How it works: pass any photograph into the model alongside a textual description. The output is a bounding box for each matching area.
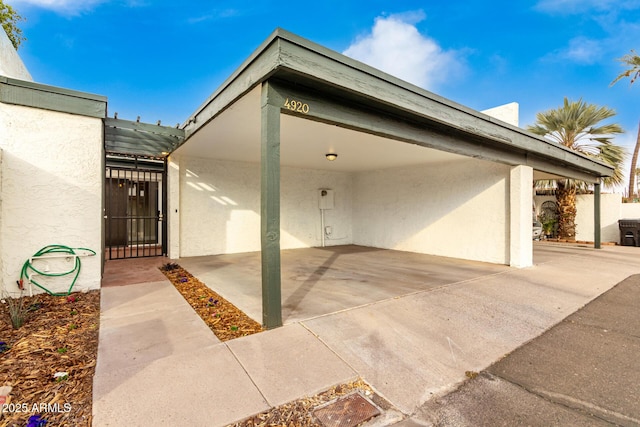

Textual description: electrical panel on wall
[318,189,335,210]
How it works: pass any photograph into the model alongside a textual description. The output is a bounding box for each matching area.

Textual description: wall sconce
[325,153,338,161]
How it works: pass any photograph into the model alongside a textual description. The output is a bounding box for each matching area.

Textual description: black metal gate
[105,156,167,259]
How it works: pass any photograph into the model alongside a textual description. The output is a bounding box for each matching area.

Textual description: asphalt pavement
[397,274,640,426]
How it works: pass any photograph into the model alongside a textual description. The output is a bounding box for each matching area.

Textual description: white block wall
[575,193,621,243]
[177,156,526,265]
[534,194,623,243]
[0,27,32,81]
[352,159,511,264]
[177,156,353,257]
[481,102,519,127]
[0,103,103,295]
[620,202,640,219]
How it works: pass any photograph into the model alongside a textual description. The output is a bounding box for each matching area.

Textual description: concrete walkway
[92,245,640,426]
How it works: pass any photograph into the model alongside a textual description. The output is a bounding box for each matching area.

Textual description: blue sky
[8,0,640,160]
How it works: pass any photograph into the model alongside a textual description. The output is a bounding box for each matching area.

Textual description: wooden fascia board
[273,36,613,179]
[180,28,612,180]
[0,76,106,118]
[267,79,609,182]
[182,37,283,140]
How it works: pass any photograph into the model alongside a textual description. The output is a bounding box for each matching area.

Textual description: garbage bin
[618,219,640,246]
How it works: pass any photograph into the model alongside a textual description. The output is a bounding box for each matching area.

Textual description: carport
[169,29,614,328]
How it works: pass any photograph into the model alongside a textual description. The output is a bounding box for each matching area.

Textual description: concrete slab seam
[298,321,407,416]
[292,268,516,325]
[224,342,272,407]
[298,321,360,376]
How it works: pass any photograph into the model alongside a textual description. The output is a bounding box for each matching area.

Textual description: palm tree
[527,98,626,239]
[612,50,640,85]
[611,50,640,199]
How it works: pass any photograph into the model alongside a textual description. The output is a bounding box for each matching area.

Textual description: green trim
[594,182,601,249]
[0,76,106,118]
[268,79,609,182]
[104,118,185,158]
[184,29,613,181]
[260,82,283,329]
[104,117,184,137]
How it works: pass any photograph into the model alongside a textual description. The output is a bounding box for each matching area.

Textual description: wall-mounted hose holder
[19,245,97,296]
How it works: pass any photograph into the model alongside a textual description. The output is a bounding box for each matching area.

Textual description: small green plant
[53,372,69,382]
[541,218,557,237]
[57,347,68,354]
[70,309,78,315]
[68,323,77,331]
[3,291,28,329]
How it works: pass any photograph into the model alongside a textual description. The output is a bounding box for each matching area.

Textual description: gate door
[105,156,167,259]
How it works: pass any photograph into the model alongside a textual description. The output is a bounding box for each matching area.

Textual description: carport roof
[180,28,614,183]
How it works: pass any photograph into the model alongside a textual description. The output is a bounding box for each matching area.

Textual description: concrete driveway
[93,243,640,426]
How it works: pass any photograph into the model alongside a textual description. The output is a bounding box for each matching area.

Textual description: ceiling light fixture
[325,153,338,161]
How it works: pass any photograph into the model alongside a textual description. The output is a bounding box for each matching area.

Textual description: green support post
[594,181,601,249]
[260,82,283,329]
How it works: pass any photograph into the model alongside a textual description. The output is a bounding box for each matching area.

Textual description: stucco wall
[0,27,32,81]
[167,157,181,259]
[352,159,511,264]
[620,202,640,219]
[534,194,622,243]
[575,194,621,243]
[0,103,103,296]
[481,102,519,127]
[178,156,353,257]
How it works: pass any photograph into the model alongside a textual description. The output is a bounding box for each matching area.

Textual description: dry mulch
[159,264,385,426]
[230,379,380,427]
[159,263,263,341]
[0,291,100,427]
[2,263,381,427]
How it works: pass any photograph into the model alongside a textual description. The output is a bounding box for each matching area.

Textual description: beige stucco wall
[167,157,181,259]
[0,27,32,81]
[177,156,353,257]
[575,193,621,243]
[178,156,520,265]
[481,102,519,127]
[0,103,103,296]
[534,194,623,243]
[509,165,533,267]
[620,202,640,219]
[352,159,511,264]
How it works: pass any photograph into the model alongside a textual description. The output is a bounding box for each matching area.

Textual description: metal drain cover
[313,392,381,427]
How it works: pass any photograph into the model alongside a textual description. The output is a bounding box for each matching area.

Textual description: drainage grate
[313,392,381,427]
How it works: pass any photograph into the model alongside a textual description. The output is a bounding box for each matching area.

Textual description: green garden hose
[19,245,96,296]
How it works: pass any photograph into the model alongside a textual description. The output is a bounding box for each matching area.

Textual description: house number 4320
[284,98,309,114]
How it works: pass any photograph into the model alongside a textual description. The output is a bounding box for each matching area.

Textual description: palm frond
[530,98,627,194]
[527,98,622,149]
[611,50,640,86]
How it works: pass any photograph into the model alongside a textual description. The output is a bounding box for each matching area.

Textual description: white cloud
[187,9,241,24]
[558,37,605,64]
[535,0,640,65]
[11,0,109,15]
[342,11,464,90]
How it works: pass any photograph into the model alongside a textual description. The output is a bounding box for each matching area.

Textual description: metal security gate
[105,156,167,259]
